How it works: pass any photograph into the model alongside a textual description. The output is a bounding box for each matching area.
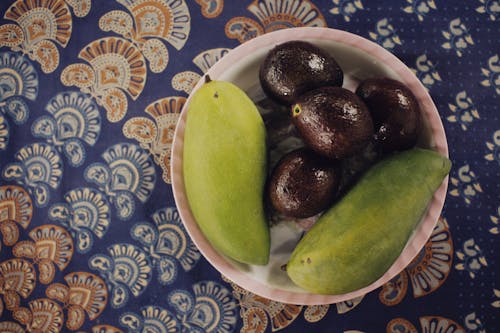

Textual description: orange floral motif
[225,0,327,43]
[221,276,358,333]
[0,0,77,73]
[171,48,229,94]
[123,96,185,183]
[0,321,25,333]
[379,217,453,306]
[12,298,64,333]
[387,316,466,333]
[196,0,224,18]
[61,37,147,122]
[0,185,33,247]
[98,0,190,73]
[13,224,74,285]
[65,0,92,17]
[0,258,36,313]
[46,272,108,331]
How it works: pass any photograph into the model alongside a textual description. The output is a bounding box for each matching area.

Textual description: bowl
[171,27,449,305]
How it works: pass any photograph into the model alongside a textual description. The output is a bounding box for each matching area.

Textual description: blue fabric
[0,0,498,332]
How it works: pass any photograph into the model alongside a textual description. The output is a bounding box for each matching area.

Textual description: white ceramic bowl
[171,27,449,305]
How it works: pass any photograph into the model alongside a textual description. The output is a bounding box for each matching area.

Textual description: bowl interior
[171,27,448,305]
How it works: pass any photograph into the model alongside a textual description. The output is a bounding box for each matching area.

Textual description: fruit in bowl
[183,78,270,266]
[171,27,450,305]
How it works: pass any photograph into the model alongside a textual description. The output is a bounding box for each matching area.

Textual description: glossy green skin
[183,80,270,265]
[287,148,451,294]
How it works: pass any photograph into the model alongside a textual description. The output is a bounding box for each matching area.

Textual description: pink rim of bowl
[171,27,449,305]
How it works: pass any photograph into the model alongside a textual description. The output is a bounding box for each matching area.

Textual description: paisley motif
[0,24,24,47]
[32,91,101,167]
[241,306,267,333]
[335,296,364,314]
[66,0,92,17]
[141,38,169,73]
[60,63,95,89]
[0,258,36,310]
[0,51,38,126]
[187,281,238,333]
[120,305,180,332]
[225,0,326,43]
[99,10,134,37]
[192,48,229,73]
[61,37,147,122]
[379,217,453,305]
[49,187,111,253]
[0,185,33,246]
[303,305,330,322]
[12,298,64,333]
[122,117,156,144]
[79,37,145,98]
[172,48,229,94]
[386,318,418,333]
[225,16,264,43]
[0,51,38,103]
[250,298,301,332]
[133,281,238,333]
[2,143,63,207]
[0,225,14,252]
[387,316,466,333]
[1,0,73,73]
[379,271,409,306]
[0,321,25,333]
[196,0,224,18]
[131,207,200,285]
[98,0,191,73]
[89,243,152,308]
[13,224,74,284]
[123,96,185,183]
[45,272,108,330]
[115,0,190,49]
[102,87,129,122]
[225,277,301,332]
[171,70,201,95]
[122,282,238,332]
[84,143,156,220]
[167,289,194,315]
[223,274,358,333]
[3,0,72,46]
[31,39,60,73]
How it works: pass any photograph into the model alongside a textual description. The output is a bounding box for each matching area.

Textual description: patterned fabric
[0,0,498,332]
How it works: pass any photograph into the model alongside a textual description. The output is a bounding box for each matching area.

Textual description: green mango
[286,148,451,294]
[183,79,270,265]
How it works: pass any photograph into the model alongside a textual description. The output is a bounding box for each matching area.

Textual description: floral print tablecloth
[0,0,498,332]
